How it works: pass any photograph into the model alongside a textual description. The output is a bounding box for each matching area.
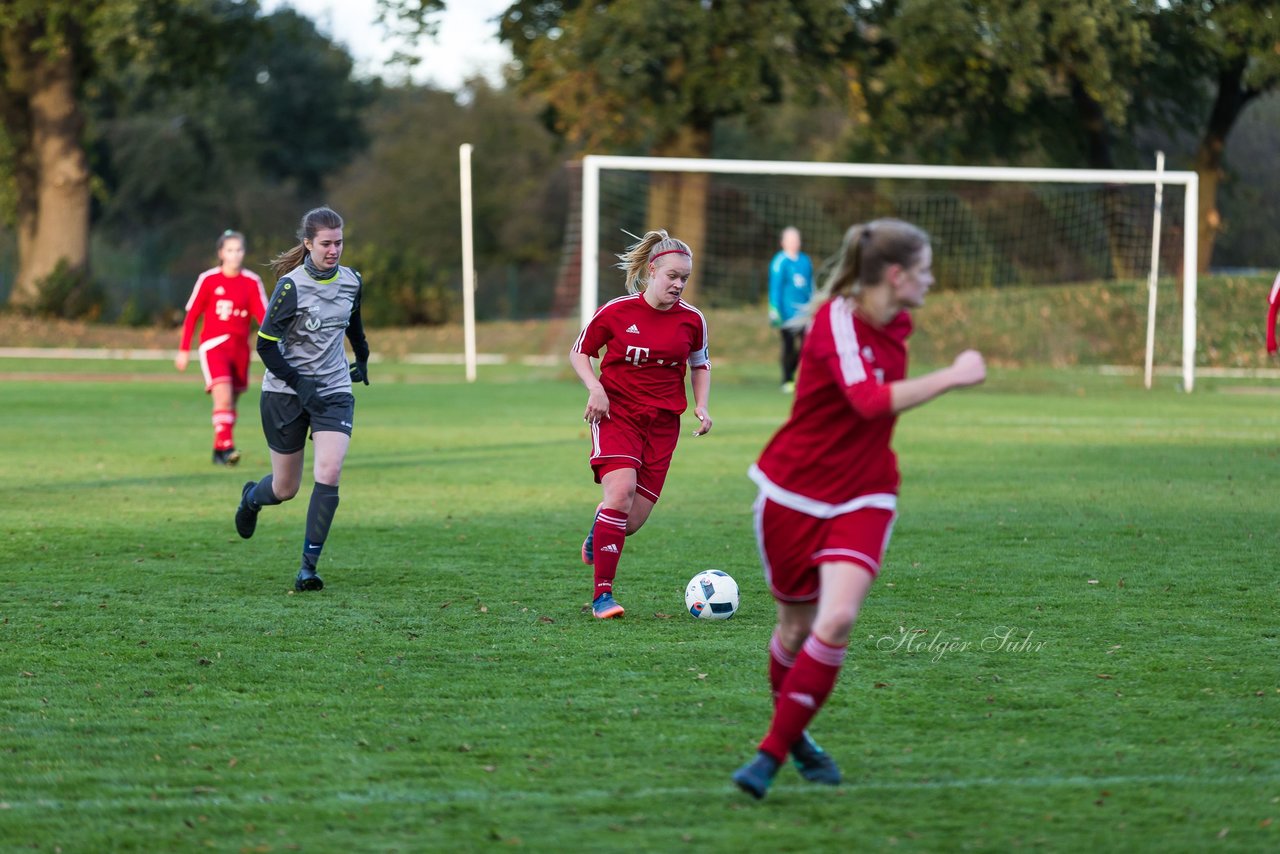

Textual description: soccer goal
[579,155,1200,390]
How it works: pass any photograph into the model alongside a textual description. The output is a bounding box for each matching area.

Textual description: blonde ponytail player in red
[570,229,712,619]
[732,219,986,799]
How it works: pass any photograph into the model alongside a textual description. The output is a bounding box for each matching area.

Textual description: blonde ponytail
[615,229,692,294]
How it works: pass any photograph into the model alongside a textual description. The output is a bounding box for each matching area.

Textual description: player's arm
[346,273,371,385]
[688,320,712,436]
[570,350,609,423]
[828,350,985,419]
[1267,271,1280,355]
[768,255,784,326]
[249,272,268,327]
[690,367,712,436]
[175,277,207,370]
[570,312,612,423]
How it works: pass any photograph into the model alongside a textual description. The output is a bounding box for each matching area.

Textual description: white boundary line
[0,348,560,368]
[3,771,1276,812]
[1100,365,1280,380]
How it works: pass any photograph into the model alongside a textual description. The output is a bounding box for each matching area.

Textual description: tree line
[1,0,1276,325]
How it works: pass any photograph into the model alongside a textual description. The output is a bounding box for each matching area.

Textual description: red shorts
[589,403,680,503]
[198,335,251,393]
[753,495,896,602]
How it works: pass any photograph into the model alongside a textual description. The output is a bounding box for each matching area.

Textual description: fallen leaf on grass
[1087,579,1100,585]
[874,682,890,689]
[537,616,554,624]
[653,612,672,619]
[197,658,212,666]
[1096,674,1113,679]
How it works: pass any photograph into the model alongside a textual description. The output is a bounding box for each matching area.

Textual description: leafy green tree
[845,1,1280,269]
[1150,1,1280,269]
[330,79,565,325]
[92,7,374,265]
[495,0,852,292]
[0,0,257,309]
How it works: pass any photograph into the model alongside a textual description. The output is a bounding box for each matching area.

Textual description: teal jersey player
[768,227,814,391]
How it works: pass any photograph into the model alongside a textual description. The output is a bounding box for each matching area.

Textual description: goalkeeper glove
[295,377,329,414]
[349,360,370,385]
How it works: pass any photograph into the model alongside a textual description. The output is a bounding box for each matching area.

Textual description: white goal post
[579,155,1200,391]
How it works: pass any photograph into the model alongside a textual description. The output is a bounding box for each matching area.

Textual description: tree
[496,0,853,292]
[92,7,374,263]
[330,79,565,324]
[843,1,1280,270]
[1151,1,1280,269]
[0,0,257,309]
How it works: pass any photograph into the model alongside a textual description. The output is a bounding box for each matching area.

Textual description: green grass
[1,363,1278,851]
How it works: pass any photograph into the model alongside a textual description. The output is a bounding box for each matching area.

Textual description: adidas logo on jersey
[600,543,620,554]
[214,286,226,295]
[625,324,640,334]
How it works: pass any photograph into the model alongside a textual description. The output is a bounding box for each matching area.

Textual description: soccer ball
[685,570,739,620]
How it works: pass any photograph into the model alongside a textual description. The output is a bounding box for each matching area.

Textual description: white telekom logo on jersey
[624,345,650,365]
[215,299,234,321]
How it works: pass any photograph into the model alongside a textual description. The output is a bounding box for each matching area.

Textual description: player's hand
[296,377,329,414]
[350,360,370,385]
[768,307,782,328]
[174,351,189,372]
[950,350,986,388]
[583,386,610,424]
[692,407,713,436]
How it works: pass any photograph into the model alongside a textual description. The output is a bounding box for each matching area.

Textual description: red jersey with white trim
[572,293,710,414]
[1266,270,1280,354]
[179,268,268,352]
[752,296,911,511]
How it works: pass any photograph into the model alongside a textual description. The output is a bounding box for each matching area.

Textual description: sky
[260,0,513,91]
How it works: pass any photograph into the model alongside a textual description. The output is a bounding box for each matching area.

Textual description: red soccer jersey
[751,296,911,513]
[1267,270,1280,354]
[179,268,268,352]
[572,294,710,414]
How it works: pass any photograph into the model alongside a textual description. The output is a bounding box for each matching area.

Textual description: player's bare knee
[777,621,810,652]
[274,479,301,501]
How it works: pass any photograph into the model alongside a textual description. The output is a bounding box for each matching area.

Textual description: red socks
[212,409,236,451]
[759,634,847,761]
[592,508,628,599]
[212,409,238,450]
[768,629,798,700]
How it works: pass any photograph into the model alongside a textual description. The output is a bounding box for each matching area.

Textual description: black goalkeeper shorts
[260,391,355,454]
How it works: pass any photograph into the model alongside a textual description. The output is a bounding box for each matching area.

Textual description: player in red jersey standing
[570,229,713,619]
[1265,270,1280,355]
[175,229,268,465]
[732,218,986,798]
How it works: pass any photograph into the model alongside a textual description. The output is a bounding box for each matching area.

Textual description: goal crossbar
[580,154,1200,390]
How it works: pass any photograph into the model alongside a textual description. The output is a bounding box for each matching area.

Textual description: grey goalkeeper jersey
[258,264,363,396]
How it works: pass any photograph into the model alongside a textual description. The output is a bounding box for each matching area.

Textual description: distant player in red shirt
[1266,270,1280,355]
[175,230,268,465]
[732,219,986,799]
[570,229,713,619]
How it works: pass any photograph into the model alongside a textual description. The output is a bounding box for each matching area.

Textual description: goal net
[577,156,1199,389]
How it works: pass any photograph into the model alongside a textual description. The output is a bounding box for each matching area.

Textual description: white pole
[459,143,477,383]
[1182,173,1199,392]
[1143,151,1165,390]
[580,156,601,330]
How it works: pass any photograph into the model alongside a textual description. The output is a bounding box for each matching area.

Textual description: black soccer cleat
[732,750,781,800]
[212,448,241,466]
[235,481,260,539]
[791,731,842,785]
[295,565,324,592]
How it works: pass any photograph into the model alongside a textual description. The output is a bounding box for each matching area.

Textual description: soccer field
[1,364,1277,851]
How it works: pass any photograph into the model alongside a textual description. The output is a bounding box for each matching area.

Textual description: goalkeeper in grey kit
[234,206,370,592]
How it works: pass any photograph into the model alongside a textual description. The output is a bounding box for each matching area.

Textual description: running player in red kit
[732,219,986,798]
[570,229,713,619]
[175,229,268,465]
[1265,270,1280,355]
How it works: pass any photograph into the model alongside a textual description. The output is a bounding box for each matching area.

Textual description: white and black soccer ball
[685,570,739,620]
